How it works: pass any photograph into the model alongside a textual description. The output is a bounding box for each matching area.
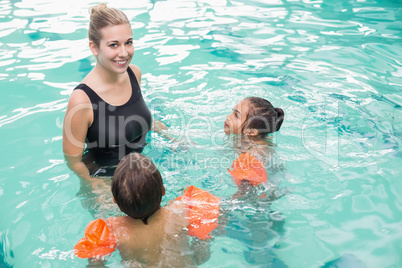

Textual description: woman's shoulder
[128,64,142,83]
[67,87,91,107]
[128,64,141,74]
[69,71,94,103]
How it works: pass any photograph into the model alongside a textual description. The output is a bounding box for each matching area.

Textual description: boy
[75,153,218,267]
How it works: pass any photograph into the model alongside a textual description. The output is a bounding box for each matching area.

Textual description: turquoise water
[1,0,402,267]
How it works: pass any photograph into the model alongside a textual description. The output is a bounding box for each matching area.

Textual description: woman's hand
[152,119,181,143]
[152,119,195,150]
[64,153,92,181]
[152,119,169,134]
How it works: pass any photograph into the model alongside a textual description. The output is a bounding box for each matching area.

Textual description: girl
[225,96,285,190]
[224,96,285,157]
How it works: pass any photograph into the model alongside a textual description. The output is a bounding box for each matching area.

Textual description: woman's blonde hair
[88,3,131,47]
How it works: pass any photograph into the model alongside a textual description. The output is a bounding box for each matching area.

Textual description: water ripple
[0,99,66,128]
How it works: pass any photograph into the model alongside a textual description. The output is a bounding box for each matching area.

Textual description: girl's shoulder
[242,139,275,158]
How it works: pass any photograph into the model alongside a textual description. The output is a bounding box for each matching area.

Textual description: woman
[63,4,159,186]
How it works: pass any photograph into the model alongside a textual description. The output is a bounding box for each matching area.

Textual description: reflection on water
[0,231,14,268]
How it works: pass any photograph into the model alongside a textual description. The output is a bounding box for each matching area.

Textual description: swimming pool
[1,0,401,267]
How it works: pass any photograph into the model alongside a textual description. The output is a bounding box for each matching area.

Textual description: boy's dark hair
[242,97,285,138]
[112,153,163,224]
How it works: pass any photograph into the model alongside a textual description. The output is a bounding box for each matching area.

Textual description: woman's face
[92,23,134,74]
[224,100,251,135]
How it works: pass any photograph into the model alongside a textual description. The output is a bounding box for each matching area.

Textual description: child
[225,97,284,188]
[223,97,286,265]
[224,96,284,152]
[74,153,220,267]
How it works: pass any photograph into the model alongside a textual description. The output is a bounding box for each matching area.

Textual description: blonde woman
[63,4,163,189]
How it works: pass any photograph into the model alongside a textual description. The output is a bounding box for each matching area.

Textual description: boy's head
[112,153,165,224]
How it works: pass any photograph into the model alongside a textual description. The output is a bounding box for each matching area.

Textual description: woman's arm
[152,119,180,142]
[63,90,93,181]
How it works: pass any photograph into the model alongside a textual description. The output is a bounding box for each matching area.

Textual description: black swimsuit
[74,67,152,175]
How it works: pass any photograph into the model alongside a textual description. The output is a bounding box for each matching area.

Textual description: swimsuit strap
[73,83,102,104]
[127,66,140,88]
[74,67,138,104]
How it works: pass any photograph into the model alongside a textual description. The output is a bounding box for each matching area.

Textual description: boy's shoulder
[104,216,135,236]
[104,206,188,236]
[165,201,190,227]
[103,216,121,232]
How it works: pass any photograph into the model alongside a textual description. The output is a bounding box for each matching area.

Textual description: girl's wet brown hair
[242,97,285,138]
[88,3,131,47]
[112,153,163,224]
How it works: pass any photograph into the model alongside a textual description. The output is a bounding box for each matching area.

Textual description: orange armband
[227,152,267,186]
[176,185,220,240]
[74,219,116,259]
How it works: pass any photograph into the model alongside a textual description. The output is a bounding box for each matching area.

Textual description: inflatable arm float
[227,152,267,186]
[74,219,116,259]
[175,185,220,240]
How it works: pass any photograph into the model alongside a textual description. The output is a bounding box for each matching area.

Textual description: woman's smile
[113,59,129,67]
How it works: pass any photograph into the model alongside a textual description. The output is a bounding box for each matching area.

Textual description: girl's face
[91,23,134,74]
[224,100,251,135]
